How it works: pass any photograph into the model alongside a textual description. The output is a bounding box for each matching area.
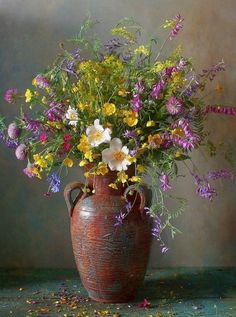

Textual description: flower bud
[8,122,21,139]
[15,144,27,160]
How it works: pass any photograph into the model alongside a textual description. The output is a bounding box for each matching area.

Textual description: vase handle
[123,184,146,214]
[64,182,85,217]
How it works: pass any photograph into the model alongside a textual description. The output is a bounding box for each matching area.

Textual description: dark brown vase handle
[123,184,146,213]
[64,182,85,217]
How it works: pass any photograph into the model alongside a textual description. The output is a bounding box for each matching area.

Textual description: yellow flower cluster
[134,45,150,56]
[111,26,136,43]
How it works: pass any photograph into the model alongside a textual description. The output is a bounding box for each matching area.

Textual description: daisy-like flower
[86,119,111,147]
[65,106,79,126]
[102,138,131,171]
[166,96,183,115]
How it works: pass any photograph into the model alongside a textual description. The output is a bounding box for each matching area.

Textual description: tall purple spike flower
[131,94,142,113]
[205,105,236,116]
[192,172,216,201]
[114,201,132,227]
[151,80,165,99]
[4,88,18,104]
[206,169,234,181]
[151,215,169,254]
[166,96,183,115]
[47,172,61,193]
[169,14,184,40]
[200,60,225,81]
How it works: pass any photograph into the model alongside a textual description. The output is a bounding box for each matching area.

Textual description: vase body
[64,169,152,303]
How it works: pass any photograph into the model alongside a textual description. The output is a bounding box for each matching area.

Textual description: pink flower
[4,88,18,103]
[7,122,21,139]
[166,96,183,115]
[138,298,150,308]
[39,132,48,144]
[15,144,27,160]
[63,134,72,142]
[63,142,72,152]
[23,163,35,178]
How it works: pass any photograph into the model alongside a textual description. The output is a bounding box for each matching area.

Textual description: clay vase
[64,168,152,303]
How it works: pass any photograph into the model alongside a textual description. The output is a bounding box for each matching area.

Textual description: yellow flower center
[92,131,102,140]
[114,151,125,161]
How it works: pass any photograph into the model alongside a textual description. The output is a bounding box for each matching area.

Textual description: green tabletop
[0,268,235,317]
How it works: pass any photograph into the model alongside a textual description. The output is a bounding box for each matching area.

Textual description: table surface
[0,267,235,317]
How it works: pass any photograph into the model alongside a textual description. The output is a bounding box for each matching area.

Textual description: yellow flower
[79,160,88,167]
[129,176,142,183]
[108,183,118,190]
[134,45,150,56]
[123,111,138,127]
[78,103,90,111]
[171,128,185,138]
[41,96,47,104]
[102,103,116,116]
[118,89,128,97]
[31,167,42,179]
[45,153,53,162]
[25,89,33,103]
[32,78,36,86]
[117,171,128,184]
[96,162,109,175]
[128,156,137,163]
[175,151,182,158]
[84,150,93,162]
[63,158,74,167]
[137,164,145,173]
[77,135,90,153]
[146,120,155,127]
[33,154,48,169]
[148,134,162,148]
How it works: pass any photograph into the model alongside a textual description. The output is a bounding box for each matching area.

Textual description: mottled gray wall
[0,0,235,268]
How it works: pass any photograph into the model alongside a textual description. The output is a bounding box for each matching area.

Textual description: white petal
[121,146,129,155]
[94,119,100,126]
[102,148,113,163]
[110,138,122,150]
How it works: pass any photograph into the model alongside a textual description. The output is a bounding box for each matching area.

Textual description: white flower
[65,106,79,126]
[102,138,131,171]
[86,119,111,147]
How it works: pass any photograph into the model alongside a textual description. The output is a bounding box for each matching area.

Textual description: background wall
[0,0,236,268]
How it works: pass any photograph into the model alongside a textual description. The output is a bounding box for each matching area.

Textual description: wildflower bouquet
[1,16,235,251]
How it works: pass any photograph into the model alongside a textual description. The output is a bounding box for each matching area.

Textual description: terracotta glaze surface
[64,171,152,302]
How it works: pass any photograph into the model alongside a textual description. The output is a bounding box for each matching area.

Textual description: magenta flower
[23,163,35,178]
[131,94,142,112]
[134,80,145,93]
[169,14,184,40]
[205,105,236,116]
[4,88,18,104]
[166,96,183,115]
[151,79,165,99]
[160,173,172,191]
[39,132,48,144]
[35,74,50,88]
[15,144,27,160]
[7,122,21,139]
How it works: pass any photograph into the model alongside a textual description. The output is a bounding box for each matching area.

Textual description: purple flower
[23,163,35,178]
[123,130,138,139]
[114,202,132,227]
[23,114,42,133]
[205,105,236,116]
[164,66,178,78]
[200,60,225,81]
[160,173,172,191]
[15,144,27,160]
[206,169,234,181]
[134,80,145,94]
[192,173,216,201]
[46,101,64,121]
[4,88,18,104]
[7,122,21,139]
[151,80,165,99]
[34,75,50,89]
[121,52,132,63]
[47,172,61,193]
[169,14,184,40]
[131,94,142,112]
[166,96,183,115]
[183,75,201,97]
[162,133,198,150]
[104,37,124,54]
[151,215,169,254]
